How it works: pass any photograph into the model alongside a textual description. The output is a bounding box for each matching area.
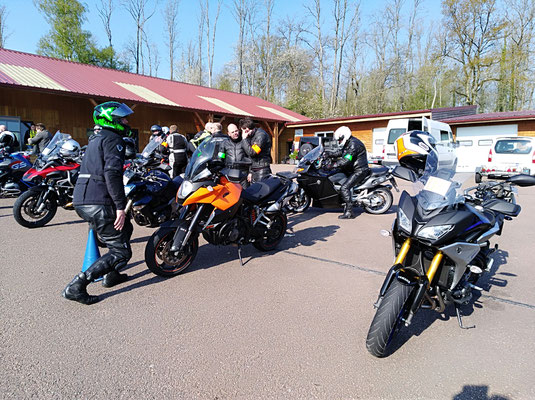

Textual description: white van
[369,127,387,164]
[477,136,535,180]
[382,117,456,167]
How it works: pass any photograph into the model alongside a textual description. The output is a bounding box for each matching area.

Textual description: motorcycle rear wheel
[287,188,311,213]
[366,279,414,358]
[363,187,393,214]
[145,227,198,277]
[13,190,58,228]
[253,211,287,251]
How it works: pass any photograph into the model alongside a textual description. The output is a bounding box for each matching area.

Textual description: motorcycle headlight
[124,184,135,196]
[178,180,193,199]
[417,225,453,240]
[398,208,412,233]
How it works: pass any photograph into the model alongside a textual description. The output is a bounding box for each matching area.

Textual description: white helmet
[162,126,170,134]
[334,126,352,147]
[60,139,81,159]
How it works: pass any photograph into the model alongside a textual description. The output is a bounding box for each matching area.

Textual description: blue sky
[3,0,438,80]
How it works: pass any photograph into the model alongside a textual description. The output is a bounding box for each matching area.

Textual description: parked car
[476,136,535,181]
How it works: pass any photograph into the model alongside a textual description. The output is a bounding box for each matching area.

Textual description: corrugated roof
[0,48,309,123]
[442,110,535,124]
[286,109,432,128]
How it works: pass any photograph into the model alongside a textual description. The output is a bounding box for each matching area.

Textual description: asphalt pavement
[1,165,535,399]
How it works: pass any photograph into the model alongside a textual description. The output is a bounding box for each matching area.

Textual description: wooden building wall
[0,87,283,161]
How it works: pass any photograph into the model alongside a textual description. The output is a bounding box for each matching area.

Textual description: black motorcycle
[123,140,183,227]
[287,144,397,214]
[365,158,535,357]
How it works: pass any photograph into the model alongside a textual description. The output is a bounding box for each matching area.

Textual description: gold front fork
[394,238,412,265]
[426,251,444,286]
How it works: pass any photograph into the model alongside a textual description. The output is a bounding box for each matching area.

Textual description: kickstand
[455,305,475,330]
[238,245,244,266]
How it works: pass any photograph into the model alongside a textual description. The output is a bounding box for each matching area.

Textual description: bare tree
[329,0,359,115]
[163,0,180,80]
[231,0,257,93]
[0,4,10,48]
[97,0,114,67]
[303,0,327,113]
[442,0,504,106]
[123,0,158,74]
[200,0,222,87]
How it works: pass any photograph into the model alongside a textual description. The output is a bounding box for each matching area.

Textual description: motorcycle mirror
[392,166,418,182]
[506,174,535,187]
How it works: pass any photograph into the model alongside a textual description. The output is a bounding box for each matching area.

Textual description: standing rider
[62,101,134,305]
[325,126,370,219]
[240,117,272,183]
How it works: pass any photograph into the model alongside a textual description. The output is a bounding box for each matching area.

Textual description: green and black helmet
[93,101,134,132]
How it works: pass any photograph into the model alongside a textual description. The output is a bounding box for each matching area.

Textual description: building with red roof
[0,48,309,161]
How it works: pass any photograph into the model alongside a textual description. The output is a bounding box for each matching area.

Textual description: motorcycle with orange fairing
[144,138,298,277]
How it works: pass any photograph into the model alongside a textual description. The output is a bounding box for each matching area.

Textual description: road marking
[282,250,535,310]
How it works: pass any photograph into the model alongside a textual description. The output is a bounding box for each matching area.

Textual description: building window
[295,128,303,137]
[315,131,334,138]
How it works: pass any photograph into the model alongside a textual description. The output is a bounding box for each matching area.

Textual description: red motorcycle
[13,132,81,228]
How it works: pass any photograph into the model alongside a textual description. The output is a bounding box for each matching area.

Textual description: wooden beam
[193,112,206,129]
[272,122,279,163]
[88,98,97,107]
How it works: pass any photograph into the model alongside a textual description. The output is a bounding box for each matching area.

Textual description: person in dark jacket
[62,101,134,305]
[240,118,272,183]
[167,124,188,177]
[28,123,52,156]
[325,126,371,219]
[225,123,248,165]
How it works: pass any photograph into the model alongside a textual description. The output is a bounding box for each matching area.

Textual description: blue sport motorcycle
[123,140,183,227]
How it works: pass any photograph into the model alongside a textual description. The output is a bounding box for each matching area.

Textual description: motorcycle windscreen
[184,138,223,182]
[40,131,72,160]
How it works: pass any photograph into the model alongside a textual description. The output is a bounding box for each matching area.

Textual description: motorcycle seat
[370,166,389,176]
[242,176,283,202]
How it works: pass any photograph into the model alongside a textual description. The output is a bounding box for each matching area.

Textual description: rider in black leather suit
[326,126,371,219]
[240,118,272,183]
[62,101,134,305]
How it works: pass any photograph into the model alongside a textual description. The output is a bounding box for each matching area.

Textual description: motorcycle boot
[102,270,129,288]
[62,272,100,305]
[339,203,355,219]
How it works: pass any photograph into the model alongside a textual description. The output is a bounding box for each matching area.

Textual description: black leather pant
[340,167,371,204]
[75,205,133,282]
[251,166,272,183]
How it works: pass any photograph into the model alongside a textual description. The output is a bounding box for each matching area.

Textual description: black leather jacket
[242,128,272,169]
[73,128,127,210]
[326,136,369,173]
[225,136,248,165]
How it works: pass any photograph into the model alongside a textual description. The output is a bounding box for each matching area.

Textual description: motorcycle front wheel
[253,211,288,251]
[366,279,414,357]
[287,188,311,213]
[363,187,393,214]
[145,227,199,277]
[13,190,58,228]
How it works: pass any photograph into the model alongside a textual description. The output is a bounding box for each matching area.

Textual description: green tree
[34,0,127,69]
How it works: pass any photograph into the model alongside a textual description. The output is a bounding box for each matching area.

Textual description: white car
[477,136,535,180]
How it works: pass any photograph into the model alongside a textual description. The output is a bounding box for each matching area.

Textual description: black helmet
[93,101,133,133]
[123,137,137,159]
[150,124,162,135]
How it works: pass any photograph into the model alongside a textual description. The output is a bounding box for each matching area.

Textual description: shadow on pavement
[452,385,509,400]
